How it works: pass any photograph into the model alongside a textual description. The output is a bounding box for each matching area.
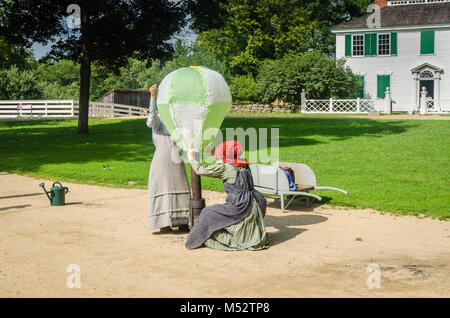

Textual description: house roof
[331,2,450,31]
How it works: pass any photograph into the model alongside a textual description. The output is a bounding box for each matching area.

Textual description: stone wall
[230,104,299,113]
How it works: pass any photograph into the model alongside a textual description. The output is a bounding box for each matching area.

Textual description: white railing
[89,102,148,118]
[418,87,450,114]
[302,97,376,113]
[425,99,450,113]
[0,100,149,118]
[0,100,78,118]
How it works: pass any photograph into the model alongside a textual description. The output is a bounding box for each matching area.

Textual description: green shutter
[391,32,397,55]
[345,34,352,56]
[421,30,435,54]
[371,33,377,55]
[364,33,377,56]
[364,34,371,56]
[377,76,384,98]
[384,75,390,95]
[377,75,390,98]
[357,76,365,98]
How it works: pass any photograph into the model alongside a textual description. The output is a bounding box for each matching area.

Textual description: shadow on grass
[0,117,417,175]
[221,117,418,149]
[0,118,154,173]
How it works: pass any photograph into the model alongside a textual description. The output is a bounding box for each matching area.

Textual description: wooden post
[189,151,205,229]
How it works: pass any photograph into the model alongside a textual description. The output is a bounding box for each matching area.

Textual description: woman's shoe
[178,224,190,232]
[159,226,173,233]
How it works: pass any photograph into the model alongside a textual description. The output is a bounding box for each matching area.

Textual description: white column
[301,89,306,112]
[420,87,427,115]
[356,97,361,113]
[412,73,419,114]
[435,73,441,113]
[384,87,392,114]
[329,98,333,113]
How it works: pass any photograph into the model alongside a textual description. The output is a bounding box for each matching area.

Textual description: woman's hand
[187,149,197,161]
[149,84,157,98]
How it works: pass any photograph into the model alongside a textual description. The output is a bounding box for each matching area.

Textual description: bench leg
[280,194,285,213]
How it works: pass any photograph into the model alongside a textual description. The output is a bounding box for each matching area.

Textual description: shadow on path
[264,213,328,246]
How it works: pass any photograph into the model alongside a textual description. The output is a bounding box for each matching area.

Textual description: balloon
[157,66,232,151]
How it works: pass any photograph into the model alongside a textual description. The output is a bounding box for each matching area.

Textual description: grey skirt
[148,133,190,229]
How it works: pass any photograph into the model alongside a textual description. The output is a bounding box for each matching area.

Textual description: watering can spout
[39,182,53,203]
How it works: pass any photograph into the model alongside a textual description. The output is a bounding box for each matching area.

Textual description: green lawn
[1,117,449,219]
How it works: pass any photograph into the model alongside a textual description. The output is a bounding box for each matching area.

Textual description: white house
[331,0,450,113]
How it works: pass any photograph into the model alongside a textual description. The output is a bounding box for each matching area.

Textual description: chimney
[375,0,388,8]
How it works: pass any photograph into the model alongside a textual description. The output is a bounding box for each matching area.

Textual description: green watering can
[39,182,69,206]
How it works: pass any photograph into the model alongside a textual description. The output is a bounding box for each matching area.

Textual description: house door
[419,80,434,99]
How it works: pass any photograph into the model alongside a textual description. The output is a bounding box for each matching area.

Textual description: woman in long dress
[185,141,269,250]
[147,84,190,232]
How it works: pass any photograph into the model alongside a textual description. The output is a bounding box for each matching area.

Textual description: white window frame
[352,34,364,57]
[377,33,391,56]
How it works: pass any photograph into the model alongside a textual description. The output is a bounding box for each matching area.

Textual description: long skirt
[148,134,190,229]
[204,198,270,251]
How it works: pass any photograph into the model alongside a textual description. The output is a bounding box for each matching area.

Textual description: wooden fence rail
[0,100,149,118]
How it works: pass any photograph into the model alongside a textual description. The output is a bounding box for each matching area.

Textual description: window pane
[352,35,364,56]
[378,34,390,55]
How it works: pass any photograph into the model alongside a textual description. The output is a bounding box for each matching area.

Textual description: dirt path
[0,172,449,297]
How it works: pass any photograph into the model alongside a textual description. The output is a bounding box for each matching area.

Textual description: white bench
[250,162,348,213]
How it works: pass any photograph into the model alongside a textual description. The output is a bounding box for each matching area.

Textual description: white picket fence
[0,100,149,118]
[299,89,376,113]
[425,98,450,113]
[302,98,376,113]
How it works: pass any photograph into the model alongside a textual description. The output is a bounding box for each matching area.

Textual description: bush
[256,52,359,104]
[0,66,42,99]
[230,74,258,103]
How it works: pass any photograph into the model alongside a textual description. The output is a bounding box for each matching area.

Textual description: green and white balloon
[157,66,232,151]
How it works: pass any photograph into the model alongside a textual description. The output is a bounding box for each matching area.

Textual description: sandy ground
[0,172,449,298]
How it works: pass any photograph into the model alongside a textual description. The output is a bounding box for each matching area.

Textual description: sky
[31,25,198,60]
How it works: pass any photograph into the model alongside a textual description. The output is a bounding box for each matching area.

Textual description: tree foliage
[257,52,359,104]
[0,0,187,133]
[0,66,41,99]
[189,0,372,75]
[229,74,257,103]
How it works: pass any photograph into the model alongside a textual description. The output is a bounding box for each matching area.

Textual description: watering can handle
[64,187,69,193]
[52,182,63,188]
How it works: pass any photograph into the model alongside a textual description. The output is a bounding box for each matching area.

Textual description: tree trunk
[77,5,90,135]
[189,153,205,229]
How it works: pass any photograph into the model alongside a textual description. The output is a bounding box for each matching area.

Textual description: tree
[256,52,359,104]
[0,66,41,100]
[0,0,186,134]
[188,0,372,74]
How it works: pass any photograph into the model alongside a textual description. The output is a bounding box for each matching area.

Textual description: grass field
[0,117,449,219]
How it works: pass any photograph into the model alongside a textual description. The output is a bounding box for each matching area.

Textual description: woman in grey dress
[147,84,190,232]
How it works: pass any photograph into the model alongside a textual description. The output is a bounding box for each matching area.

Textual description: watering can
[39,182,69,206]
